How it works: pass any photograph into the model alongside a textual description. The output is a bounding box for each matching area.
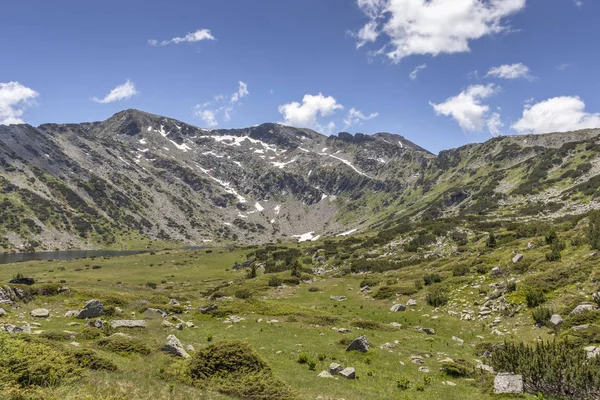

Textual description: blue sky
[1,0,599,153]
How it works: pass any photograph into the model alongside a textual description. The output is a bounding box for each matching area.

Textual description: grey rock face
[494,373,523,394]
[109,320,146,329]
[162,334,190,358]
[30,308,50,318]
[76,300,103,319]
[346,336,369,353]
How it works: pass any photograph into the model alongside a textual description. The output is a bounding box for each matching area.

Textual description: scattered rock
[360,286,370,293]
[223,315,245,324]
[407,299,417,306]
[411,356,424,365]
[145,308,167,318]
[30,308,50,318]
[199,304,217,314]
[452,336,464,344]
[330,296,347,302]
[0,308,5,316]
[418,366,430,373]
[476,363,494,373]
[162,334,190,358]
[346,336,369,353]
[494,373,523,394]
[329,363,344,375]
[339,367,356,379]
[512,254,523,264]
[550,314,563,326]
[584,346,600,359]
[76,300,103,319]
[186,344,195,352]
[443,381,457,386]
[169,299,180,306]
[422,328,436,335]
[573,324,590,331]
[390,322,402,328]
[390,304,406,312]
[64,310,79,317]
[162,320,175,328]
[490,267,502,277]
[318,370,335,379]
[186,321,195,328]
[570,304,595,315]
[3,323,31,334]
[109,320,146,329]
[86,319,104,329]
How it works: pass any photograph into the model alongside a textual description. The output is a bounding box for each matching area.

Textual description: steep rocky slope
[1,109,599,252]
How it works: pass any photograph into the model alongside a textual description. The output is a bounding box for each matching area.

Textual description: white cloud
[149,29,215,46]
[512,96,600,134]
[556,63,574,71]
[278,93,343,130]
[0,81,39,125]
[486,63,532,79]
[409,64,427,80]
[486,112,504,136]
[574,0,583,7]
[430,84,500,133]
[343,108,379,129]
[353,0,526,63]
[92,80,138,104]
[194,81,249,127]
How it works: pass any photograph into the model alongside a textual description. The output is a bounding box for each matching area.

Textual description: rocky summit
[2,108,600,252]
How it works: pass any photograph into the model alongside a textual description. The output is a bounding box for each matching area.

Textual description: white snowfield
[292,232,321,242]
[337,228,357,237]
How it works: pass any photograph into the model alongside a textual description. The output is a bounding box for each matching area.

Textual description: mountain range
[1,109,599,252]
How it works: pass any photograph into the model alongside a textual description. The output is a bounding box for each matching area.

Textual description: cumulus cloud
[353,0,526,63]
[0,81,39,125]
[486,112,504,136]
[149,29,215,46]
[343,108,379,129]
[92,80,138,104]
[194,81,249,127]
[430,84,500,133]
[409,64,427,80]
[486,63,532,79]
[278,93,344,130]
[512,96,600,134]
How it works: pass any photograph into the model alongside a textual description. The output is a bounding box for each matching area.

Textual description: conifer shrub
[452,264,470,277]
[187,340,293,400]
[423,273,442,286]
[492,340,600,398]
[588,210,600,250]
[525,287,546,308]
[531,306,553,326]
[426,287,449,307]
[96,335,151,356]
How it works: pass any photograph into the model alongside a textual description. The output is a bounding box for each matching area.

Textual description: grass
[2,227,598,399]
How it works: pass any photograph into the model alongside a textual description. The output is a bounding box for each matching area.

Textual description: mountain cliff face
[1,109,599,252]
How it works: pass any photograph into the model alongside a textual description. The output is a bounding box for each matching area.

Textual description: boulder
[109,320,146,329]
[494,373,523,394]
[512,254,523,264]
[329,363,344,375]
[64,310,79,317]
[30,308,50,318]
[3,323,31,334]
[346,336,369,353]
[573,324,590,331]
[360,286,371,293]
[570,304,595,315]
[0,308,6,317]
[162,320,175,328]
[584,346,600,359]
[339,367,356,379]
[490,267,502,277]
[199,304,217,314]
[76,300,103,319]
[550,314,563,326]
[390,304,406,312]
[317,370,334,378]
[162,334,190,358]
[407,299,417,306]
[423,328,436,335]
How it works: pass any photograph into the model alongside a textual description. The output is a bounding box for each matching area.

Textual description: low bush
[96,335,152,356]
[68,348,118,371]
[452,264,470,277]
[423,273,442,286]
[531,307,553,326]
[187,340,294,400]
[441,360,473,377]
[268,276,282,287]
[39,331,74,341]
[78,328,103,340]
[234,289,253,299]
[426,287,449,307]
[525,287,546,308]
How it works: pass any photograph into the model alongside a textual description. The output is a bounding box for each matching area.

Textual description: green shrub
[441,360,473,377]
[588,211,600,250]
[423,273,442,286]
[525,287,546,308]
[426,287,449,307]
[68,348,118,371]
[145,282,157,289]
[397,376,411,390]
[307,360,316,371]
[39,331,74,341]
[187,340,293,400]
[452,264,470,277]
[78,328,103,341]
[96,335,151,356]
[282,277,300,286]
[297,352,309,364]
[350,319,397,331]
[308,287,319,292]
[506,281,517,293]
[268,276,282,287]
[486,232,497,248]
[360,276,381,288]
[373,286,396,300]
[531,307,553,326]
[234,289,253,299]
[475,264,489,275]
[491,340,600,398]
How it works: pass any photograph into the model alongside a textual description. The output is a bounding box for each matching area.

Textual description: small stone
[494,373,523,394]
[407,299,417,306]
[169,299,180,306]
[512,254,523,264]
[360,286,371,292]
[162,320,175,328]
[452,336,464,343]
[339,367,356,379]
[550,314,563,326]
[186,321,195,328]
[573,324,590,331]
[64,310,79,318]
[145,308,167,318]
[418,366,430,373]
[0,308,6,316]
[186,344,196,352]
[330,296,347,302]
[318,370,335,379]
[422,328,436,335]
[329,363,344,375]
[30,308,50,318]
[390,322,402,328]
[86,319,103,329]
[199,304,217,314]
[390,304,406,312]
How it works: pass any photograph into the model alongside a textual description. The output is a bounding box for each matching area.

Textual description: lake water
[0,249,144,265]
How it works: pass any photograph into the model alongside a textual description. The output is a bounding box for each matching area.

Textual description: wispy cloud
[92,80,138,104]
[409,64,427,80]
[194,81,249,127]
[149,29,215,46]
[343,108,378,130]
[556,63,574,71]
[486,63,533,80]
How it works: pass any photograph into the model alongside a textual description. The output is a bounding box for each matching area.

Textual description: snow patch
[274,205,281,215]
[292,232,320,242]
[139,138,147,145]
[298,147,309,153]
[202,151,224,158]
[337,229,358,237]
[169,140,191,152]
[255,202,264,212]
[271,159,296,169]
[197,165,247,203]
[327,155,369,177]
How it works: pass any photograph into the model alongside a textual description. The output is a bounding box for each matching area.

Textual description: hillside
[1,109,600,252]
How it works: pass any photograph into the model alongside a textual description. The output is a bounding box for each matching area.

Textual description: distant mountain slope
[0,109,599,252]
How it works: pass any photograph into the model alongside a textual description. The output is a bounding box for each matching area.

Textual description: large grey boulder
[339,367,356,379]
[570,304,595,315]
[329,363,344,375]
[109,320,146,329]
[390,304,406,312]
[30,308,50,318]
[550,314,563,326]
[162,334,190,358]
[76,300,103,319]
[494,373,523,394]
[346,336,369,353]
